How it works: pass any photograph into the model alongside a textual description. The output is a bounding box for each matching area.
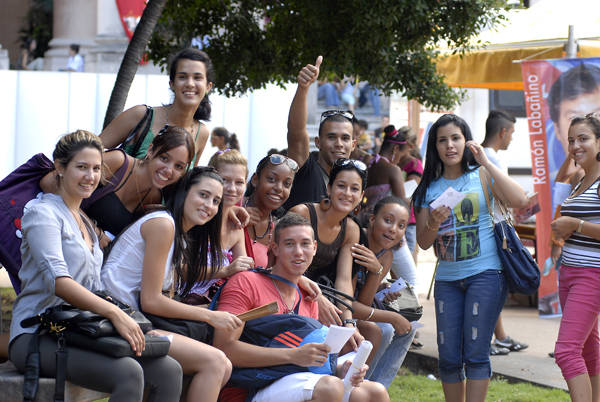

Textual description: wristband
[342,319,357,327]
[577,219,585,233]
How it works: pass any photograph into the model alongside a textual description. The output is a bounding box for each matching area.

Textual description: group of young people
[7,46,600,402]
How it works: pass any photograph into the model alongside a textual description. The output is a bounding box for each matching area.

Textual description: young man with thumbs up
[283,56,358,210]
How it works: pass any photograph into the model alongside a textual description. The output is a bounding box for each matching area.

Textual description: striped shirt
[561,178,600,268]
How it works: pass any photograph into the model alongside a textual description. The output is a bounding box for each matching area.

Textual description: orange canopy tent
[436,0,600,90]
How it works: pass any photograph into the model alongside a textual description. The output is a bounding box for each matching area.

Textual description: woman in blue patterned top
[412,114,527,402]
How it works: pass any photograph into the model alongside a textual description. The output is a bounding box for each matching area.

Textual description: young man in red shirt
[214,213,389,402]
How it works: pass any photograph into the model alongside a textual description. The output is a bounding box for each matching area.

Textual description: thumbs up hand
[298,55,323,88]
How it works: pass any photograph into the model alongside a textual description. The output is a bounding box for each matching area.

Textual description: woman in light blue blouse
[9,130,182,402]
[412,114,527,402]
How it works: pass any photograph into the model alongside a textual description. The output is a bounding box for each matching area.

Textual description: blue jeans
[317,83,340,106]
[434,269,507,383]
[405,224,417,254]
[367,323,416,388]
[390,241,417,286]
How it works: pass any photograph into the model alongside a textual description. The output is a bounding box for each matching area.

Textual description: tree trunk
[102,0,168,129]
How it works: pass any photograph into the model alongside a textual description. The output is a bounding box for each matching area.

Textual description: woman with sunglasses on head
[352,196,415,388]
[413,114,527,402]
[182,149,255,305]
[289,158,367,340]
[100,48,214,166]
[551,114,600,402]
[244,153,299,268]
[101,167,241,402]
[40,126,195,244]
[10,131,182,401]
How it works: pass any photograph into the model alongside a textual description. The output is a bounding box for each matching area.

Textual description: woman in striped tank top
[551,113,600,401]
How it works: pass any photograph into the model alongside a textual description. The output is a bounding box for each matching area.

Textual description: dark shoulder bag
[480,167,540,295]
[21,291,169,402]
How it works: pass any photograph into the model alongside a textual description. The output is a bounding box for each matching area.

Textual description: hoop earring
[596,152,600,161]
[319,198,331,211]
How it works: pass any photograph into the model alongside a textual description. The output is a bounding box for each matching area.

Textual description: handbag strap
[119,105,153,157]
[479,167,513,222]
[479,167,493,220]
[22,330,66,402]
[22,332,40,402]
[479,168,510,250]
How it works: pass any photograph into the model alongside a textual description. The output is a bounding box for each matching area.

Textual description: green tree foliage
[148,0,508,110]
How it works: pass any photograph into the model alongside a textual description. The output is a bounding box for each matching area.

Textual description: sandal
[410,340,423,350]
[490,344,510,356]
[494,336,529,352]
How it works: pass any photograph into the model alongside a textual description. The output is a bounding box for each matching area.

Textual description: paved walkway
[410,248,566,391]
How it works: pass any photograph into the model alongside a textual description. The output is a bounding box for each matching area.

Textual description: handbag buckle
[49,322,66,334]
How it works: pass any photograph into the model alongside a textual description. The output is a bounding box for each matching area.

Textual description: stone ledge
[0,361,109,402]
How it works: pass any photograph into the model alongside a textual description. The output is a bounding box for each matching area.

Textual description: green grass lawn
[389,368,569,401]
[1,287,16,333]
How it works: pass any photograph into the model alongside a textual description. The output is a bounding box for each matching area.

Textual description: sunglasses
[269,154,298,172]
[333,158,367,173]
[320,110,355,124]
[158,124,171,136]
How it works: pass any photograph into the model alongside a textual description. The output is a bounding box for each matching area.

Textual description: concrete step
[0,361,109,402]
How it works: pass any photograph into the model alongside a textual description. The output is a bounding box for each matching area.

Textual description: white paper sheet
[324,325,356,354]
[404,179,418,198]
[430,187,466,210]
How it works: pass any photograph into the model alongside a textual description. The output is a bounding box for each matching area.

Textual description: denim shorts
[434,269,507,383]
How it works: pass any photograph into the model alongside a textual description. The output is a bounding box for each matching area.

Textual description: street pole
[565,25,577,59]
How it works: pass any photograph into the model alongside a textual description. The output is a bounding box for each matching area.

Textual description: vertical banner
[115,0,148,40]
[521,58,600,317]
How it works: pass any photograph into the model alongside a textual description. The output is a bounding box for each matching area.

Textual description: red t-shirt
[217,270,319,402]
[217,270,318,318]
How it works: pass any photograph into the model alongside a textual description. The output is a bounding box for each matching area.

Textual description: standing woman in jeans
[413,114,527,402]
[551,114,600,402]
[9,131,182,401]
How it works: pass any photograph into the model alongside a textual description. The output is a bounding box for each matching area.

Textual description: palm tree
[103,0,167,129]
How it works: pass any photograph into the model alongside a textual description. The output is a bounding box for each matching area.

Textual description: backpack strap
[209,268,303,314]
[253,268,302,314]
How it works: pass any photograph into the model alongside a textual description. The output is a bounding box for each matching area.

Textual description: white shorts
[252,372,327,402]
